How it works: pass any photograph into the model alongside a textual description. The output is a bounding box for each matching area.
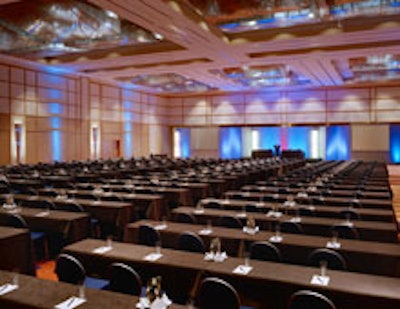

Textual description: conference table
[172,207,398,243]
[0,227,35,275]
[0,206,89,244]
[0,270,186,309]
[124,220,400,278]
[100,181,211,205]
[198,198,395,222]
[40,188,167,220]
[1,194,132,239]
[62,239,400,309]
[242,185,392,199]
[223,191,393,210]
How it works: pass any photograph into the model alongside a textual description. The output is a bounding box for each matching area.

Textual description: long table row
[124,219,400,278]
[62,239,400,309]
[0,270,186,309]
[172,207,398,243]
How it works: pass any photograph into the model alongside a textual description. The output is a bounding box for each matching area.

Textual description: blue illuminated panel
[326,126,350,160]
[179,128,191,159]
[287,127,310,158]
[51,130,62,162]
[220,127,242,159]
[258,127,281,151]
[390,125,400,163]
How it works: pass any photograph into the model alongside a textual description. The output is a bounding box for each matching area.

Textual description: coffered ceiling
[0,0,400,96]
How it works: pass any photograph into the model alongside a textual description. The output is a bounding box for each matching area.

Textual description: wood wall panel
[0,114,10,165]
[0,81,9,97]
[1,60,169,164]
[0,97,10,113]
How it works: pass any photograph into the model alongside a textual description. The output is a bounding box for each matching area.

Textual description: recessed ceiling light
[154,33,164,40]
[105,10,118,19]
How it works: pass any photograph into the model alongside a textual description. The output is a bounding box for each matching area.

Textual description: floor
[36,165,400,281]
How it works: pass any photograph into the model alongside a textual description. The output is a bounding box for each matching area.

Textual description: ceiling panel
[0,0,399,95]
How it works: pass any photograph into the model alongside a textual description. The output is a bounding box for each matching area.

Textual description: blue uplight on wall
[50,109,62,161]
[49,103,63,114]
[179,128,191,158]
[326,126,350,160]
[390,125,400,163]
[220,127,242,159]
[258,127,281,151]
[287,126,310,158]
[51,130,62,162]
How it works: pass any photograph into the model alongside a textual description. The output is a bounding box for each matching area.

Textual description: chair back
[307,248,347,270]
[56,202,85,212]
[138,224,161,246]
[7,214,28,229]
[249,241,281,262]
[298,207,315,216]
[197,277,240,309]
[108,263,142,295]
[245,204,258,213]
[287,290,336,309]
[178,232,205,253]
[55,253,86,285]
[280,221,304,234]
[175,212,197,224]
[205,201,222,209]
[339,209,361,220]
[217,216,242,229]
[331,224,359,239]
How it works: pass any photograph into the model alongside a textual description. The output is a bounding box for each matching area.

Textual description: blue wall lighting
[326,125,350,160]
[220,127,242,159]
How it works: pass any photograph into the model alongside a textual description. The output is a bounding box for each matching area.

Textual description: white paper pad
[0,283,18,296]
[154,224,167,230]
[342,221,354,227]
[310,275,330,286]
[289,217,302,223]
[236,212,247,218]
[266,211,282,218]
[92,246,112,254]
[269,235,283,243]
[35,211,50,217]
[143,253,163,262]
[198,228,212,235]
[232,265,253,275]
[242,226,259,235]
[55,296,86,309]
[326,241,341,249]
[193,209,205,214]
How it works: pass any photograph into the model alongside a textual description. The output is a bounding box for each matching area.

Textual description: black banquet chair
[280,221,304,234]
[307,248,347,271]
[107,262,143,296]
[287,290,336,309]
[7,213,49,260]
[55,201,100,238]
[138,224,161,246]
[217,215,243,229]
[174,212,197,224]
[339,209,361,220]
[55,253,109,289]
[331,224,359,240]
[249,241,281,262]
[197,277,245,309]
[178,232,205,253]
